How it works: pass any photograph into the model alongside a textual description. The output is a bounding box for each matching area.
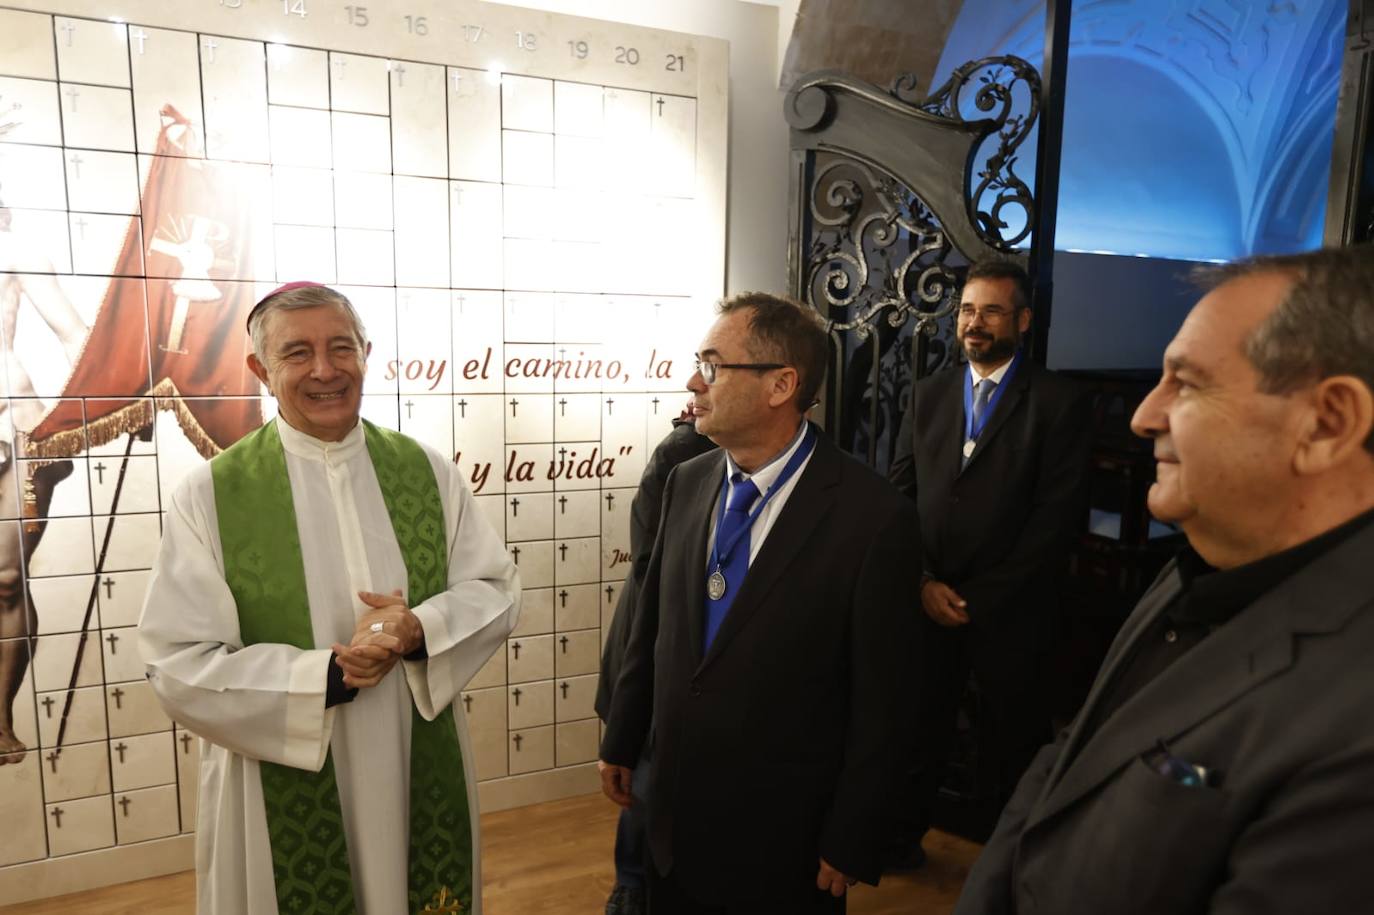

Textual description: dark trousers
[909,617,1049,837]
[614,756,653,887]
[646,865,846,915]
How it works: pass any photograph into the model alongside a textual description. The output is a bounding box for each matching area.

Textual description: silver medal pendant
[963,439,976,459]
[707,568,727,601]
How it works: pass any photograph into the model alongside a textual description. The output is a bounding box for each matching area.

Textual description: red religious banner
[26,105,263,460]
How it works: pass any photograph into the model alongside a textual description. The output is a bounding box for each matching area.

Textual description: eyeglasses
[958,304,1021,323]
[693,359,786,385]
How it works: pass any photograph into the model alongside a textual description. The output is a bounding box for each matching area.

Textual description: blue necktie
[963,378,996,468]
[704,474,760,650]
[972,378,996,428]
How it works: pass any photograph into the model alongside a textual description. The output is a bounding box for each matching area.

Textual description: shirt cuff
[324,658,359,708]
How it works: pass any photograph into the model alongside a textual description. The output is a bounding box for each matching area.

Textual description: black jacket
[889,359,1092,640]
[601,430,919,900]
[595,420,715,722]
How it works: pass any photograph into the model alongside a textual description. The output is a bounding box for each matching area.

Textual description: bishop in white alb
[140,416,519,914]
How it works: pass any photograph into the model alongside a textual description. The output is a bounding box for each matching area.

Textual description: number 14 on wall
[215,0,307,15]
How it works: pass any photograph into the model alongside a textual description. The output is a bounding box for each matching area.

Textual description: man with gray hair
[139,282,519,914]
[955,244,1374,915]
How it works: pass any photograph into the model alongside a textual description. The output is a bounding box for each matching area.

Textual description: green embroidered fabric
[213,420,473,914]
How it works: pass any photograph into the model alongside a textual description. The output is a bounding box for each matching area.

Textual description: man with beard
[889,259,1092,863]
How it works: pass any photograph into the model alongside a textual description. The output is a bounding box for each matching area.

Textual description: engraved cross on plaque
[509,398,519,417]
[463,695,473,713]
[559,589,568,607]
[513,733,523,751]
[511,641,521,660]
[560,681,569,699]
[105,632,119,655]
[605,493,616,510]
[511,687,522,706]
[404,399,414,419]
[46,751,60,773]
[180,732,192,753]
[131,28,148,55]
[509,497,520,517]
[41,696,55,718]
[110,687,125,709]
[510,545,521,565]
[558,543,567,561]
[114,742,128,763]
[74,216,88,239]
[50,806,64,829]
[202,38,218,63]
[605,584,616,602]
[559,635,569,654]
[59,21,76,46]
[558,495,567,514]
[605,398,614,415]
[456,398,468,418]
[63,86,81,113]
[118,796,132,817]
[68,153,84,179]
[558,398,567,416]
[103,577,116,599]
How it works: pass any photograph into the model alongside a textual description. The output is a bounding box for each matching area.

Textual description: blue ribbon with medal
[706,425,817,601]
[962,349,1022,460]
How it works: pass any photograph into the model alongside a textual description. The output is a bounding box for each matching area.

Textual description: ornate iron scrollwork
[906,56,1042,250]
[806,155,960,342]
[802,151,961,467]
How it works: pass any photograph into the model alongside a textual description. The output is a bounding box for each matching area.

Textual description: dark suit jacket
[955,520,1374,915]
[600,429,919,900]
[889,359,1092,640]
[596,420,716,722]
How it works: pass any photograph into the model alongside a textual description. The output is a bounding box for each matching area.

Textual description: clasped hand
[921,578,970,627]
[331,589,424,688]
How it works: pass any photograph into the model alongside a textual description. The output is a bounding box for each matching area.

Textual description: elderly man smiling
[955,245,1374,915]
[139,282,519,915]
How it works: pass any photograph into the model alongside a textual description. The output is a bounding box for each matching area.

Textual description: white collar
[725,420,808,492]
[968,356,1014,387]
[275,415,366,462]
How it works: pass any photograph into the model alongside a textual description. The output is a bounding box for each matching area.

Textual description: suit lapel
[958,359,1030,476]
[917,367,964,482]
[1028,521,1374,833]
[681,452,727,665]
[1036,563,1183,802]
[1029,606,1294,832]
[695,433,841,674]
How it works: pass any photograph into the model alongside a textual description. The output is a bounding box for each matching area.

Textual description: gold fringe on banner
[20,399,155,461]
[19,381,237,511]
[149,378,227,462]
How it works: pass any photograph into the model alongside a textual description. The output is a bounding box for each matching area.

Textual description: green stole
[212,419,473,914]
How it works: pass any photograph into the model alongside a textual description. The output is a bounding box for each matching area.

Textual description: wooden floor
[1,793,980,914]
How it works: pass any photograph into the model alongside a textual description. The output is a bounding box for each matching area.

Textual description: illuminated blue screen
[935,0,1346,261]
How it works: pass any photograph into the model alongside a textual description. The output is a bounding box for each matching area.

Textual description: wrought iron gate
[785,59,1043,471]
